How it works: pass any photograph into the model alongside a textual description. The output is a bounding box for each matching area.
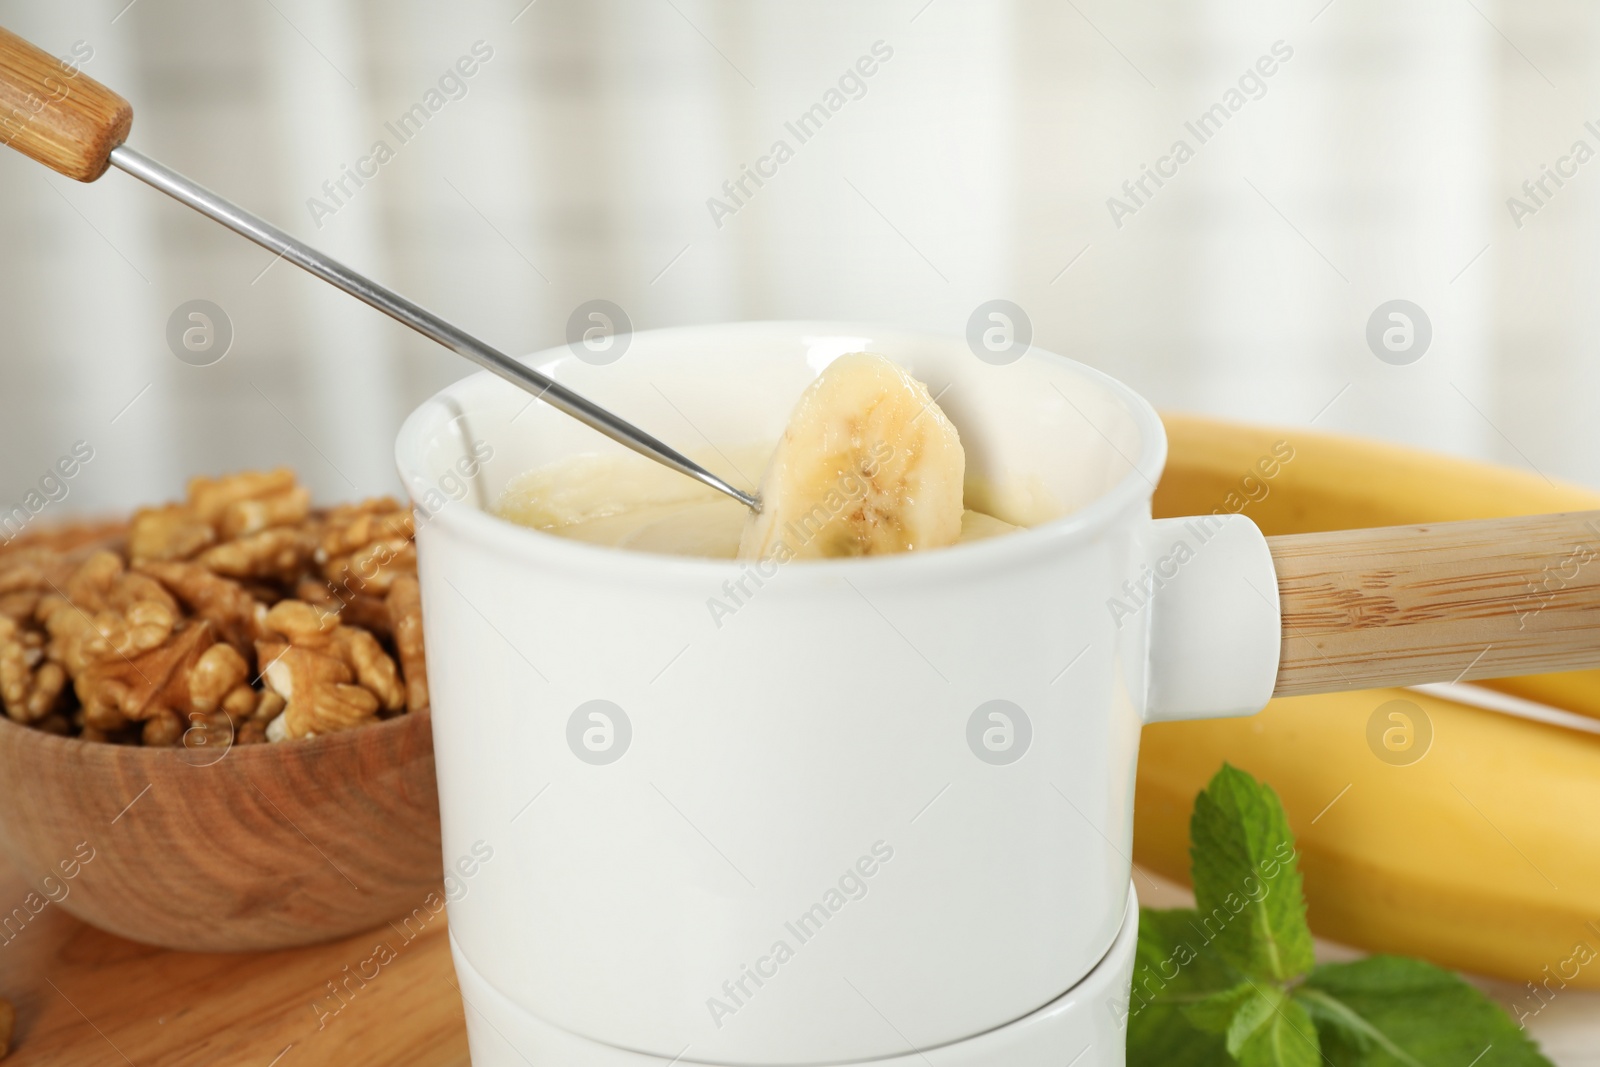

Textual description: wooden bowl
[0,710,441,952]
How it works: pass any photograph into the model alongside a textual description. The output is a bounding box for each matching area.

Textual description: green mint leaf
[1299,956,1554,1067]
[1236,995,1322,1067]
[1135,908,1243,995]
[1225,985,1289,1058]
[1182,982,1265,1036]
[1188,763,1315,982]
[1183,982,1291,1057]
[1126,908,1237,1066]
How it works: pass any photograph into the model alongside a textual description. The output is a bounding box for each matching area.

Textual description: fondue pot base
[451,884,1138,1067]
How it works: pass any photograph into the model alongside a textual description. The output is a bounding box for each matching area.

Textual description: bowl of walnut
[0,470,441,951]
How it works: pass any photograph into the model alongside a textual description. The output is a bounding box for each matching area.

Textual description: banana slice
[738,352,965,561]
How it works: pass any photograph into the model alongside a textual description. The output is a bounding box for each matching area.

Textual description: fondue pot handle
[1268,509,1600,696]
[1137,510,1600,722]
[0,26,131,181]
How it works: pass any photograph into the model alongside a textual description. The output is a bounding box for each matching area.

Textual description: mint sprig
[1188,763,1314,982]
[1127,764,1553,1067]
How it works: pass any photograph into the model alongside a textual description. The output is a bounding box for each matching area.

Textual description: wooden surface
[1270,510,1600,695]
[0,849,469,1065]
[0,712,441,953]
[0,26,131,182]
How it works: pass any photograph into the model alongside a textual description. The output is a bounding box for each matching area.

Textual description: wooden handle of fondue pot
[1268,510,1600,696]
[0,26,131,181]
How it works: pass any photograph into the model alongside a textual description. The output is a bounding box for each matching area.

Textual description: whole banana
[1136,414,1600,989]
[1137,688,1600,991]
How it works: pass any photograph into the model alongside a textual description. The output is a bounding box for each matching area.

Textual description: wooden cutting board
[0,853,469,1065]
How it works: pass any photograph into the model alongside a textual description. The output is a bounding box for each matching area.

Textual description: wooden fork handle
[0,25,131,181]
[1270,510,1600,695]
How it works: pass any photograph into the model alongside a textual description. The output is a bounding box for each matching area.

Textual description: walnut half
[256,598,406,739]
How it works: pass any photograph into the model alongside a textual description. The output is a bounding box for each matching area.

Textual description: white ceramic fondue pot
[394,322,1600,1067]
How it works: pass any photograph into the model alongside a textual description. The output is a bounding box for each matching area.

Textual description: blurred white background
[0,0,1596,516]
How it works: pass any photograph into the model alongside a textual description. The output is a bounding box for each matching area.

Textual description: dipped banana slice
[738,352,965,561]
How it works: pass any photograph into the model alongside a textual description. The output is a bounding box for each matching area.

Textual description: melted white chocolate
[494,449,1019,560]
